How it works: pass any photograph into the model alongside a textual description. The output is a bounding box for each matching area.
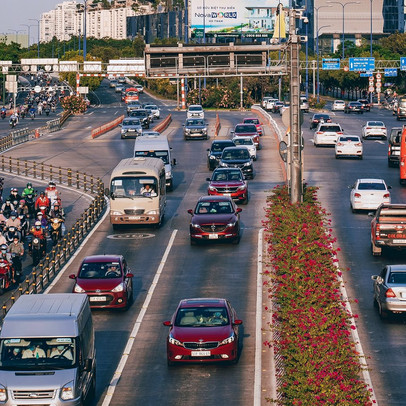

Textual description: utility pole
[288,9,304,204]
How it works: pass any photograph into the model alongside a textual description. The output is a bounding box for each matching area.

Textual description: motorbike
[0,260,13,295]
[29,236,46,267]
[0,110,6,120]
[10,253,22,283]
[29,110,35,120]
[24,193,36,220]
[45,107,50,116]
[50,217,64,246]
[9,118,17,128]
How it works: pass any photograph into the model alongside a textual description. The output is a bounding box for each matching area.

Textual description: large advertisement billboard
[190,0,290,38]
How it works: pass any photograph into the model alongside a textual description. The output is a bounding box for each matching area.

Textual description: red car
[188,195,242,245]
[242,117,263,136]
[163,298,243,365]
[232,123,260,149]
[69,255,134,310]
[206,168,248,205]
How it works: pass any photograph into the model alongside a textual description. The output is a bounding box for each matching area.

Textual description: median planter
[263,185,373,405]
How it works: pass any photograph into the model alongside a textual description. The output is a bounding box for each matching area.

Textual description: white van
[0,294,95,406]
[133,134,176,190]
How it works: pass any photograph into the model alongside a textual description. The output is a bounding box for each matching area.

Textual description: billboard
[190,0,290,38]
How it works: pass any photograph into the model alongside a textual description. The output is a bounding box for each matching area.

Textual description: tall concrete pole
[289,10,302,204]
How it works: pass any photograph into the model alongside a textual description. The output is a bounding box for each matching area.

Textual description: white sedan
[332,100,346,111]
[361,121,387,139]
[349,178,391,212]
[232,136,257,160]
[335,135,363,159]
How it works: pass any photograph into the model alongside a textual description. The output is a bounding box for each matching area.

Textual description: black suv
[207,140,235,170]
[344,101,364,114]
[128,109,150,128]
[219,146,253,179]
[388,127,402,167]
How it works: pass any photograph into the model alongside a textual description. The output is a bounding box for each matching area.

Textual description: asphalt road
[2,81,284,406]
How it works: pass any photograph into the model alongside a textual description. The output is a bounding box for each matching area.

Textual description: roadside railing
[0,156,106,319]
[91,115,124,139]
[153,114,172,133]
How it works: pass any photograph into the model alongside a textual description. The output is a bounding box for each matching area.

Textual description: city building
[0,34,29,48]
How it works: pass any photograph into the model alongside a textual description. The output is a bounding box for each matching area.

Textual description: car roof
[313,113,330,117]
[179,298,227,308]
[213,167,243,173]
[357,178,385,183]
[366,121,385,125]
[223,146,249,152]
[197,195,233,203]
[81,255,123,263]
[387,265,406,272]
[211,139,235,145]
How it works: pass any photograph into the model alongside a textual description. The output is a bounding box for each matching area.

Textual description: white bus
[108,157,166,228]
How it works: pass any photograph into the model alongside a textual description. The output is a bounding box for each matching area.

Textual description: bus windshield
[134,150,169,164]
[111,176,158,198]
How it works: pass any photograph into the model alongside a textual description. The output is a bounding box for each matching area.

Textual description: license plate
[191,351,211,357]
[209,234,218,239]
[90,296,106,302]
[393,239,406,244]
[223,193,231,196]
[128,216,141,220]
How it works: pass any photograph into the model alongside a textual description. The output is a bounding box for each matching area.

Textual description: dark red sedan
[188,195,241,245]
[69,255,134,310]
[206,168,248,204]
[163,298,243,365]
[242,117,263,136]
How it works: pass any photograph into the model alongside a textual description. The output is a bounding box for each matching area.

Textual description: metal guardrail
[0,156,106,319]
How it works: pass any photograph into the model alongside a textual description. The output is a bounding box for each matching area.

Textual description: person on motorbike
[37,102,43,115]
[22,182,35,198]
[0,231,7,246]
[0,243,13,283]
[29,106,36,119]
[1,200,14,218]
[28,221,47,257]
[4,226,21,244]
[17,213,29,239]
[35,191,50,212]
[0,211,7,230]
[9,113,18,127]
[8,188,22,204]
[36,211,48,232]
[45,182,60,208]
[49,203,65,220]
[16,200,29,217]
[1,106,6,119]
[5,211,21,231]
[8,237,23,282]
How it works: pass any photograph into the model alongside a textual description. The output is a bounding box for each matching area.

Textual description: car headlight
[146,210,158,214]
[0,385,7,402]
[227,221,236,228]
[169,334,183,347]
[166,171,171,177]
[219,161,227,167]
[209,155,216,160]
[121,129,126,134]
[203,128,207,133]
[185,129,191,133]
[74,284,85,293]
[244,162,252,167]
[60,380,75,401]
[237,185,246,191]
[191,223,201,229]
[208,185,216,191]
[219,334,235,346]
[112,282,125,293]
[111,210,124,215]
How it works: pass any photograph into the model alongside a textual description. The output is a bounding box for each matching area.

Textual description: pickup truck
[371,204,406,256]
[387,127,402,167]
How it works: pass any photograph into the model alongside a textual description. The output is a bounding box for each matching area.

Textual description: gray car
[183,118,208,140]
[126,100,142,115]
[372,264,406,318]
[120,118,143,139]
[143,104,160,119]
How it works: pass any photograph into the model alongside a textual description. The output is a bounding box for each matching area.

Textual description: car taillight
[337,132,343,135]
[386,288,396,298]
[336,142,343,146]
[366,127,371,130]
[355,142,362,146]
[316,132,323,135]
[354,193,361,198]
[383,193,390,198]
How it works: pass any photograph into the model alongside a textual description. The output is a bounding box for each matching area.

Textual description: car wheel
[388,160,393,168]
[232,235,240,245]
[351,204,356,213]
[359,155,363,160]
[167,358,175,366]
[112,224,120,230]
[378,302,388,319]
[242,194,249,205]
[190,238,197,246]
[335,155,339,159]
[371,242,382,256]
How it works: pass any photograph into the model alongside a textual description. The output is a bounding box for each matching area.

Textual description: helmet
[37,212,43,217]
[40,191,45,196]
[10,211,17,217]
[48,181,55,187]
[0,244,7,251]
[11,188,17,193]
[26,182,32,188]
[19,199,25,204]
[35,221,41,227]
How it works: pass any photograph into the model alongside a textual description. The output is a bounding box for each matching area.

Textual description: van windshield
[111,176,158,198]
[134,150,169,164]
[0,337,77,370]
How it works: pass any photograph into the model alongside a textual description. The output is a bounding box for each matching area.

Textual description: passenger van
[133,134,176,190]
[0,293,95,406]
[108,157,166,228]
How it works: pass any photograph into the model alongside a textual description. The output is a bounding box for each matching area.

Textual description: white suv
[187,104,204,119]
[313,122,344,147]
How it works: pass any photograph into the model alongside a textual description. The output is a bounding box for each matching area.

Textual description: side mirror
[230,131,235,134]
[163,321,172,327]
[371,275,378,281]
[69,274,76,280]
[236,208,242,213]
[119,124,122,127]
[104,187,110,196]
[187,209,193,215]
[126,272,134,278]
[172,158,177,166]
[388,185,392,189]
[206,177,211,181]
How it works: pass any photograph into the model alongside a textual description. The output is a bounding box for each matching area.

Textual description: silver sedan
[372,265,406,318]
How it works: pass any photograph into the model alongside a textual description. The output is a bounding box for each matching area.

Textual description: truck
[371,204,406,256]
[387,126,402,167]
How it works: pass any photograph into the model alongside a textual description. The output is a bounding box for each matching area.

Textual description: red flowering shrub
[264,185,373,405]
[60,95,87,114]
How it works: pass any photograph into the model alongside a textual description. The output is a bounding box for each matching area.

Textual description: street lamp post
[317,25,330,103]
[327,1,360,60]
[29,19,40,58]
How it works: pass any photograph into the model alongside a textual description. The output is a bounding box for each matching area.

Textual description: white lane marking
[101,229,178,406]
[44,197,110,293]
[254,228,264,406]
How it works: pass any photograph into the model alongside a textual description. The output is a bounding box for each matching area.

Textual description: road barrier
[153,114,172,133]
[91,115,124,139]
[0,156,106,319]
[214,113,221,137]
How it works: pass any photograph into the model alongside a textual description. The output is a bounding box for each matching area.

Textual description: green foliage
[147,79,176,98]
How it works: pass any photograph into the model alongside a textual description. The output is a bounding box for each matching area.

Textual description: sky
[0,0,66,43]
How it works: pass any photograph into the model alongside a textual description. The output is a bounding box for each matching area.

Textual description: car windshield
[195,201,233,215]
[233,138,253,146]
[130,111,147,117]
[0,337,77,370]
[222,148,250,160]
[123,119,141,126]
[189,106,202,111]
[211,142,233,152]
[319,125,341,132]
[388,272,406,284]
[212,170,243,181]
[126,92,138,97]
[78,261,122,278]
[144,105,157,109]
[368,121,384,127]
[243,119,259,124]
[235,125,257,133]
[134,150,169,164]
[175,307,229,327]
[358,182,386,190]
[186,119,205,126]
[334,101,344,104]
[111,176,158,198]
[314,114,330,120]
[339,136,359,142]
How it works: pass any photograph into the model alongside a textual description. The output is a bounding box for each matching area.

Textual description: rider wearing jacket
[35,191,50,211]
[22,182,35,198]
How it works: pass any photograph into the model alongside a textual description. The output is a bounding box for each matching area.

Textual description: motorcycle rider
[9,112,18,127]
[5,211,21,231]
[45,182,60,208]
[22,182,35,197]
[0,210,7,230]
[16,200,29,217]
[49,203,65,220]
[8,188,22,204]
[17,213,29,239]
[1,200,14,218]
[8,237,24,282]
[4,225,21,244]
[29,106,36,119]
[0,243,13,283]
[28,221,46,257]
[1,106,6,119]
[36,211,48,232]
[49,203,65,239]
[35,191,50,212]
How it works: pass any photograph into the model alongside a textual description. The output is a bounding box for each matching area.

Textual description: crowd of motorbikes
[0,179,66,295]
